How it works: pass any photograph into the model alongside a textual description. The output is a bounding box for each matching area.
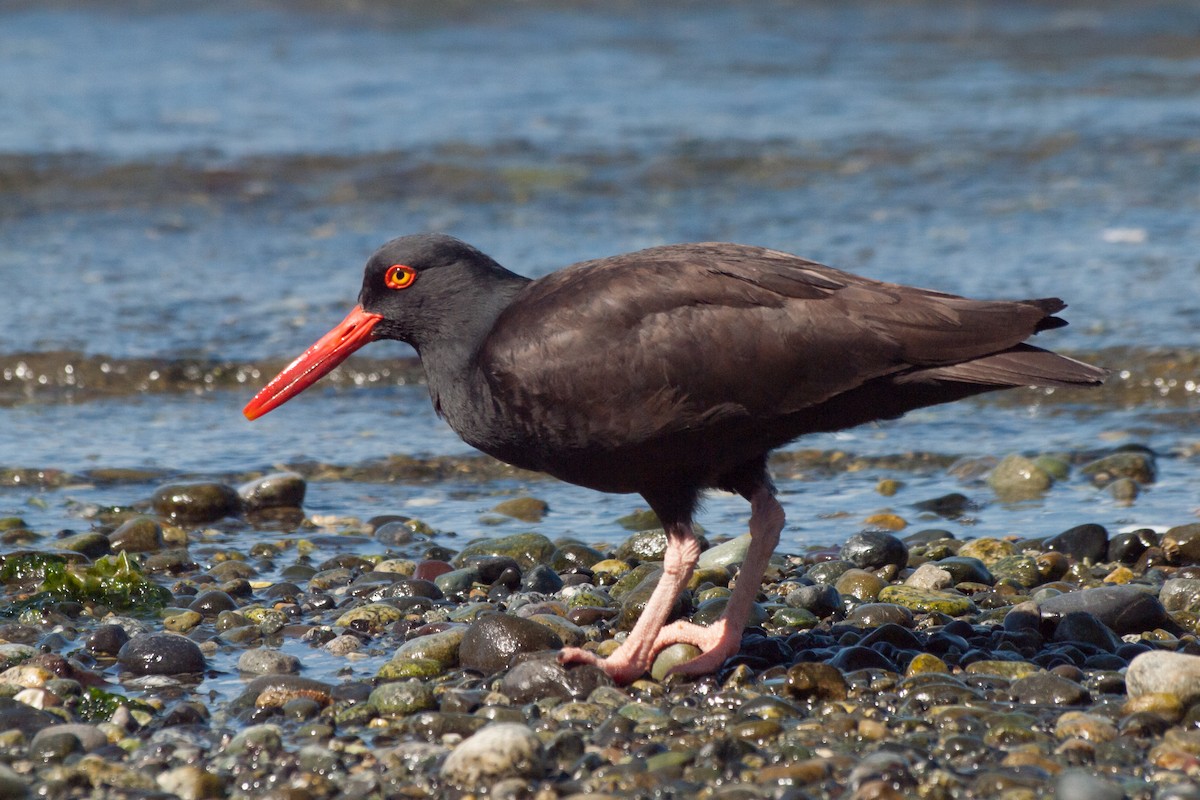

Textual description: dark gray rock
[459,613,563,674]
[117,632,205,675]
[1038,585,1173,635]
[840,531,908,570]
[1044,524,1108,564]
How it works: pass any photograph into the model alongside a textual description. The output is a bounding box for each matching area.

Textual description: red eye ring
[384,264,417,290]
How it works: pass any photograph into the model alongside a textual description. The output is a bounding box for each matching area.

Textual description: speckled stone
[440,723,545,786]
[877,585,977,616]
[1126,651,1200,706]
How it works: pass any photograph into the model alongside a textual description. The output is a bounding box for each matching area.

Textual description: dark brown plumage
[245,233,1105,682]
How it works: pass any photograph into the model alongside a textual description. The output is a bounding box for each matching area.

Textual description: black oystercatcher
[244,233,1105,683]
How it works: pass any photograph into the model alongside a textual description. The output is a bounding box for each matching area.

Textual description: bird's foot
[558,618,744,684]
[651,618,744,678]
[558,645,654,685]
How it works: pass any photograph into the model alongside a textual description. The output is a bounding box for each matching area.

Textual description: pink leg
[653,486,784,678]
[559,521,700,684]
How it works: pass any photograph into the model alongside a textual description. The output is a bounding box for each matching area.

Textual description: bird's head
[243,233,508,420]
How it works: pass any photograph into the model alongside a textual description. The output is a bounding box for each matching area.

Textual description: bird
[244,233,1105,683]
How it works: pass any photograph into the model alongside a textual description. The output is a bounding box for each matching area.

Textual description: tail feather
[898,344,1107,389]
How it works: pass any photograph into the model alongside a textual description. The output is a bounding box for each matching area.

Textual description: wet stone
[840,530,908,570]
[1039,585,1172,635]
[549,543,604,573]
[1053,612,1122,652]
[370,680,436,717]
[458,613,562,674]
[696,533,750,569]
[152,481,240,524]
[117,632,205,675]
[1164,523,1200,563]
[905,563,953,590]
[785,583,842,617]
[238,472,307,511]
[1010,671,1089,705]
[238,648,301,675]
[806,559,854,585]
[835,568,887,600]
[440,723,545,787]
[1108,529,1155,564]
[990,555,1042,588]
[57,531,110,557]
[615,528,668,562]
[453,532,555,571]
[393,627,466,668]
[1045,523,1109,564]
[987,454,1053,500]
[1126,651,1200,706]
[650,643,701,681]
[846,603,914,628]
[957,537,1013,566]
[489,496,548,522]
[335,602,405,632]
[784,662,849,701]
[1161,579,1200,613]
[934,556,993,585]
[498,652,611,703]
[1081,449,1157,487]
[877,585,977,616]
[83,624,130,656]
[188,589,237,616]
[108,516,164,553]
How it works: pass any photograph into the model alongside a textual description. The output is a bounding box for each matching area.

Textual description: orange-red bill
[243,305,383,420]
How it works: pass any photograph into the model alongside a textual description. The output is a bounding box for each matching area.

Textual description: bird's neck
[414,271,529,433]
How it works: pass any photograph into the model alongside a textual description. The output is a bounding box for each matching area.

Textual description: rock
[1055,769,1126,800]
[335,602,406,632]
[30,723,108,754]
[459,614,562,673]
[990,555,1042,588]
[845,603,914,628]
[152,482,240,524]
[835,568,888,600]
[615,528,668,562]
[188,589,238,616]
[237,648,301,675]
[83,624,130,656]
[453,532,555,571]
[912,493,975,519]
[1044,524,1108,564]
[521,564,564,593]
[905,563,953,590]
[1126,651,1200,705]
[156,765,225,800]
[877,586,976,616]
[0,764,28,800]
[1080,450,1156,487]
[498,652,610,702]
[1010,671,1089,705]
[237,472,306,511]
[440,723,545,786]
[1161,579,1200,613]
[370,680,437,716]
[1107,529,1156,564]
[987,454,1053,500]
[549,543,605,573]
[957,538,1013,566]
[487,496,546,522]
[108,516,164,553]
[117,632,205,675]
[651,643,702,681]
[1038,585,1172,635]
[57,531,110,557]
[784,662,848,701]
[697,533,751,569]
[393,627,467,668]
[1164,523,1200,564]
[933,556,993,585]
[839,531,908,570]
[1052,612,1121,652]
[785,584,842,618]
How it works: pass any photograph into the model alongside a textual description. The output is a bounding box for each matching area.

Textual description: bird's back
[466,243,1102,492]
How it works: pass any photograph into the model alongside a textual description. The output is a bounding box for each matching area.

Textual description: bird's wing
[479,243,1058,447]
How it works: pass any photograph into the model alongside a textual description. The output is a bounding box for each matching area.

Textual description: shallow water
[2,0,1199,558]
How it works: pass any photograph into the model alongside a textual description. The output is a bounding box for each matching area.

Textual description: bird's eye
[384,264,417,290]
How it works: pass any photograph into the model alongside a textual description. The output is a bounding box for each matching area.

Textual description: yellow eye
[384,264,417,290]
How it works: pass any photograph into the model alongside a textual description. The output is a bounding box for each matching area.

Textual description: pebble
[107,517,164,553]
[1038,585,1173,635]
[1126,651,1200,706]
[117,632,205,675]
[987,454,1053,499]
[458,613,563,673]
[237,472,307,511]
[839,531,908,570]
[440,723,545,786]
[236,648,301,675]
[151,481,240,524]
